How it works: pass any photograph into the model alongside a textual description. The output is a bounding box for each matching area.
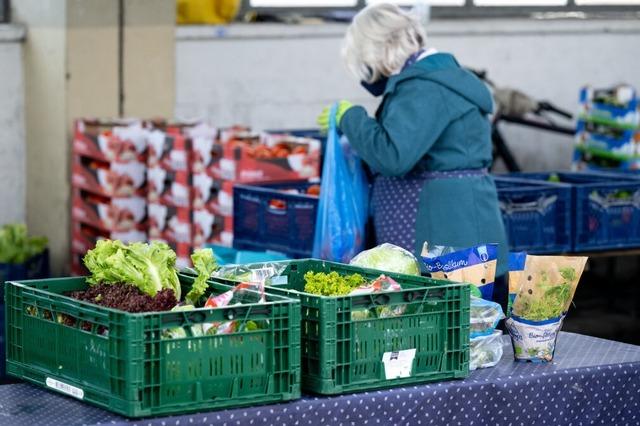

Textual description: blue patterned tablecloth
[0,332,639,426]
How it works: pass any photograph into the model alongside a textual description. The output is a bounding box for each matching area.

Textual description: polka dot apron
[371,168,489,252]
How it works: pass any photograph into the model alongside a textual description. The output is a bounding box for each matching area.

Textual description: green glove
[317,100,353,133]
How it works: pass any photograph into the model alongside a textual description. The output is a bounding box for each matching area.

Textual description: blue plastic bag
[312,105,369,263]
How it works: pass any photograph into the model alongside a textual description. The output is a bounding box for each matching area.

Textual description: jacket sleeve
[340,80,452,177]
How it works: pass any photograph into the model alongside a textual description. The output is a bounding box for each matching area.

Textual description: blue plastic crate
[0,249,49,381]
[205,244,289,265]
[233,181,319,257]
[0,249,50,298]
[494,177,572,254]
[507,172,640,252]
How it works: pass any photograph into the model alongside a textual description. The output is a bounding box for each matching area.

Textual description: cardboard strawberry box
[72,190,147,232]
[72,155,146,197]
[192,208,232,247]
[211,132,321,183]
[208,230,234,248]
[148,203,192,244]
[147,128,191,172]
[73,119,148,163]
[71,222,147,255]
[192,134,223,174]
[147,167,192,208]
[192,174,234,216]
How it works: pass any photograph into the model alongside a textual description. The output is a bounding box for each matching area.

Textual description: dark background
[564,255,640,345]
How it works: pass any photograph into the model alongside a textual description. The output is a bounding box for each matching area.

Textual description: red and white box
[71,222,147,255]
[208,230,234,248]
[147,129,190,171]
[72,155,146,197]
[192,174,234,216]
[148,203,192,244]
[72,190,147,232]
[192,208,232,247]
[188,124,220,174]
[211,132,321,183]
[147,167,192,207]
[73,119,148,163]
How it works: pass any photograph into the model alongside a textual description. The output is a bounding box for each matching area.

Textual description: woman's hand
[317,100,353,133]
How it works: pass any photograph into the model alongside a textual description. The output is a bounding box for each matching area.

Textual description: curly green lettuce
[83,240,181,300]
[303,271,365,296]
[185,248,218,305]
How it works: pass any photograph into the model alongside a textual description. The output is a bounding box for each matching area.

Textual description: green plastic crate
[4,273,301,418]
[215,259,470,395]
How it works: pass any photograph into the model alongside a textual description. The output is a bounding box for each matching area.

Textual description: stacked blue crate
[507,172,640,252]
[574,85,640,172]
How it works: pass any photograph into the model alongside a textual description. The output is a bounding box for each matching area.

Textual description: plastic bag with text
[421,243,498,301]
[312,105,369,263]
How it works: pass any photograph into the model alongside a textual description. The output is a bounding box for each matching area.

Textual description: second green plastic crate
[229,259,470,395]
[5,273,301,417]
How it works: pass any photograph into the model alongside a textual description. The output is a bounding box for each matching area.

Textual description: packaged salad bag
[505,255,587,363]
[421,243,498,301]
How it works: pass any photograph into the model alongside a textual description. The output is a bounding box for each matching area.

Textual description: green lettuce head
[83,240,181,300]
[350,243,421,276]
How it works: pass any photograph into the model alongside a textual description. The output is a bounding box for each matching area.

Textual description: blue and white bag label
[505,315,564,363]
[422,244,498,301]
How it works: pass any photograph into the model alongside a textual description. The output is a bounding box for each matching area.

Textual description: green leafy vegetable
[185,248,218,305]
[0,224,48,264]
[547,173,561,183]
[511,256,587,322]
[303,271,365,296]
[350,243,421,276]
[514,269,574,321]
[162,304,204,339]
[516,286,572,321]
[83,240,181,299]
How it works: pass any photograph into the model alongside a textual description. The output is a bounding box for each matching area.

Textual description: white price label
[382,349,416,380]
[46,377,84,400]
[270,276,288,286]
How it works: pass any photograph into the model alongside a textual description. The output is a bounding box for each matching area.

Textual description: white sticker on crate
[46,377,84,400]
[270,276,288,286]
[382,349,416,380]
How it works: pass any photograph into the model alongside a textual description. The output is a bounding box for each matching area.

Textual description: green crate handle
[404,290,424,302]
[159,304,274,326]
[224,305,271,320]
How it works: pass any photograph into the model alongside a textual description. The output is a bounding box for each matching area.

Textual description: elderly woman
[318,3,509,292]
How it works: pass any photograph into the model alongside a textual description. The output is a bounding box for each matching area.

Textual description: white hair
[342,3,427,84]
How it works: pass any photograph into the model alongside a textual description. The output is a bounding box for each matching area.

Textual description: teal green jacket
[340,53,509,275]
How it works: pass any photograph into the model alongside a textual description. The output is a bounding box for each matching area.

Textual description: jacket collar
[382,52,459,96]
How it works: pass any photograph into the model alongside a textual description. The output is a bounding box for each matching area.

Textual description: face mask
[359,50,425,98]
[360,77,389,97]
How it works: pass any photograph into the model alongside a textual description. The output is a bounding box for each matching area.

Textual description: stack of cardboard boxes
[70,120,322,272]
[146,122,223,269]
[70,120,149,275]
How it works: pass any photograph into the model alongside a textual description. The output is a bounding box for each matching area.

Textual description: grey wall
[0,25,26,225]
[1,18,639,231]
[176,19,640,171]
